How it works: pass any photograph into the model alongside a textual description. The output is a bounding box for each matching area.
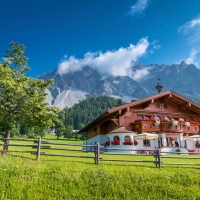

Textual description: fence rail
[1,137,200,168]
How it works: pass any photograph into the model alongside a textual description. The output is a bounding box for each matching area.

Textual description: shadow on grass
[10,154,36,160]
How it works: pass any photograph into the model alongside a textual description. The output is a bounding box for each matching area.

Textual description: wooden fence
[1,137,200,168]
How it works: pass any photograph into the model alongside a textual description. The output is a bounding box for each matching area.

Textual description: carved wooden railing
[131,120,199,134]
[161,122,199,134]
[131,121,160,133]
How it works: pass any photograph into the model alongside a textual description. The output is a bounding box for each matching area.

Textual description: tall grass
[0,156,200,199]
[0,135,200,199]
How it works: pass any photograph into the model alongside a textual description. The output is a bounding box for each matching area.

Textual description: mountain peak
[39,62,200,109]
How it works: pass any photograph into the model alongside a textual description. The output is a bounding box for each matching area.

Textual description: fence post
[36,137,41,161]
[94,145,96,164]
[157,149,161,168]
[97,143,100,165]
[3,138,9,154]
[154,150,158,167]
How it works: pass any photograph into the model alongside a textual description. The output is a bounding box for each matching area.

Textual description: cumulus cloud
[185,49,200,67]
[178,16,200,34]
[132,68,149,81]
[129,0,149,15]
[58,37,150,77]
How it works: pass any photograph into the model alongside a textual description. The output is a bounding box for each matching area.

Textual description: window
[179,118,185,121]
[163,116,169,121]
[138,115,143,119]
[124,135,131,141]
[144,115,151,119]
[113,135,120,141]
[143,140,150,147]
[154,116,160,121]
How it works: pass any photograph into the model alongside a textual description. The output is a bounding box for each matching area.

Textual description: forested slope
[61,96,125,130]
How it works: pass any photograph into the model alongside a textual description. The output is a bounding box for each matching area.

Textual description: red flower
[134,140,138,146]
[111,140,120,145]
[170,137,176,141]
[105,141,110,146]
[195,142,200,148]
[123,140,133,145]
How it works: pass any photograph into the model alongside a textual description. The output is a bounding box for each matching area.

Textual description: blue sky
[1,0,200,77]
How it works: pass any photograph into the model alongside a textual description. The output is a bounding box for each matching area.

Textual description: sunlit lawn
[0,134,200,199]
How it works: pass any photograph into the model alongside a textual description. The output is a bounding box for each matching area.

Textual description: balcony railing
[131,121,160,133]
[131,120,199,134]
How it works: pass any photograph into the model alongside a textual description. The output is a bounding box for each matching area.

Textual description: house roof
[107,90,200,114]
[78,90,200,133]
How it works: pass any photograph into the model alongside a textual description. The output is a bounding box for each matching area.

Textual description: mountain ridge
[39,61,200,109]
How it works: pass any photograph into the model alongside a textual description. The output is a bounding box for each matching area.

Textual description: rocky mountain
[39,62,200,109]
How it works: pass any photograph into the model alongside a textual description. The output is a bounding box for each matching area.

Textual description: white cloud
[58,37,150,77]
[129,0,149,15]
[178,16,200,34]
[185,49,200,67]
[132,68,149,81]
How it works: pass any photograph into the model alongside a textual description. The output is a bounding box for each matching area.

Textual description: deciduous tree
[0,42,60,148]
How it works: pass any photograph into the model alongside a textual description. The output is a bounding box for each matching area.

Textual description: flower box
[111,140,120,145]
[123,141,133,145]
[134,140,138,146]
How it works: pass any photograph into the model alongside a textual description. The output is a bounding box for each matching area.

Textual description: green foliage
[63,125,73,139]
[62,96,125,129]
[3,41,29,73]
[53,117,65,139]
[0,42,60,138]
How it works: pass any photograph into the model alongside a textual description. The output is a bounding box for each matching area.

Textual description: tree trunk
[3,129,10,151]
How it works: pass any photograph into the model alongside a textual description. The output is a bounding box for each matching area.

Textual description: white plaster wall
[105,133,159,154]
[86,133,192,154]
[86,135,101,151]
[186,140,200,152]
[105,133,137,153]
[86,135,108,151]
[161,147,188,154]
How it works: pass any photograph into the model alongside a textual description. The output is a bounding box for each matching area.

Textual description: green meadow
[0,134,200,200]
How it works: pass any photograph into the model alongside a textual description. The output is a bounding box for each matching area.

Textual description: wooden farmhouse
[79,90,200,154]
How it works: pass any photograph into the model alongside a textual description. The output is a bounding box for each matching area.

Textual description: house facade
[79,91,200,154]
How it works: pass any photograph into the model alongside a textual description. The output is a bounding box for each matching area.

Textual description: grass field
[0,134,200,200]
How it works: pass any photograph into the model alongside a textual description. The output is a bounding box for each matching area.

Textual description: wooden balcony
[131,121,199,134]
[131,121,160,133]
[161,122,199,134]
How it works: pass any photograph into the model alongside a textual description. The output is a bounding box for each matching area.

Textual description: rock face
[39,62,200,109]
